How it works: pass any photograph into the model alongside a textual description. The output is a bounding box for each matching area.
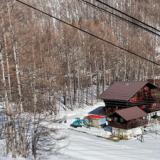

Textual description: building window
[114,117,118,122]
[120,118,124,123]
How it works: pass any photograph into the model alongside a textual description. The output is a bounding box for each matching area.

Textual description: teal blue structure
[70,118,89,128]
[70,118,83,128]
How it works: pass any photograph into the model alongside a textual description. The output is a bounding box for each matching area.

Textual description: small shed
[84,114,106,128]
[109,107,148,139]
[109,107,148,129]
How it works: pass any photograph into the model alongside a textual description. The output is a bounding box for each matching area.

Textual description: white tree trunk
[7,3,23,112]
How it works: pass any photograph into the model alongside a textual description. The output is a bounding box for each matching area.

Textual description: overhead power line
[15,0,160,66]
[80,0,160,37]
[95,0,160,34]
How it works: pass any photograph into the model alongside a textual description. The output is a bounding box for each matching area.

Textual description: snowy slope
[45,101,160,160]
[47,130,160,160]
[1,102,160,160]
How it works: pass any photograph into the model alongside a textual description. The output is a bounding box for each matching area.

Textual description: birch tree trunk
[0,44,10,154]
[7,3,23,113]
[7,3,26,157]
[2,18,12,100]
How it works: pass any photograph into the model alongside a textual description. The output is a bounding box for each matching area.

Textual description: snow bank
[112,127,143,139]
[57,101,105,120]
[69,126,111,138]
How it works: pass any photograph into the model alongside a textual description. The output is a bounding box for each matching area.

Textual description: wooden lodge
[109,107,147,129]
[100,81,160,129]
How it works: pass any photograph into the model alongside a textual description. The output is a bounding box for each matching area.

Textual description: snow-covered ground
[43,102,160,160]
[57,101,105,121]
[1,127,160,160]
[45,102,160,160]
[1,101,160,160]
[47,129,160,160]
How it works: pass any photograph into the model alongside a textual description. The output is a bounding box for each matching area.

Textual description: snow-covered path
[49,130,160,160]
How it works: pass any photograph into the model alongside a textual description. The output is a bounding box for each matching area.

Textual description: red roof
[115,107,147,121]
[100,81,157,101]
[86,114,105,119]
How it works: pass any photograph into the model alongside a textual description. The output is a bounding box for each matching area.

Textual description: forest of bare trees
[0,0,160,158]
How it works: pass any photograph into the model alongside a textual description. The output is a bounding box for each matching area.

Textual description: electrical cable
[95,0,160,34]
[80,0,160,37]
[15,0,160,66]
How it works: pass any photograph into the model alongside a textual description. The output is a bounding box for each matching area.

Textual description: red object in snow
[86,114,105,119]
